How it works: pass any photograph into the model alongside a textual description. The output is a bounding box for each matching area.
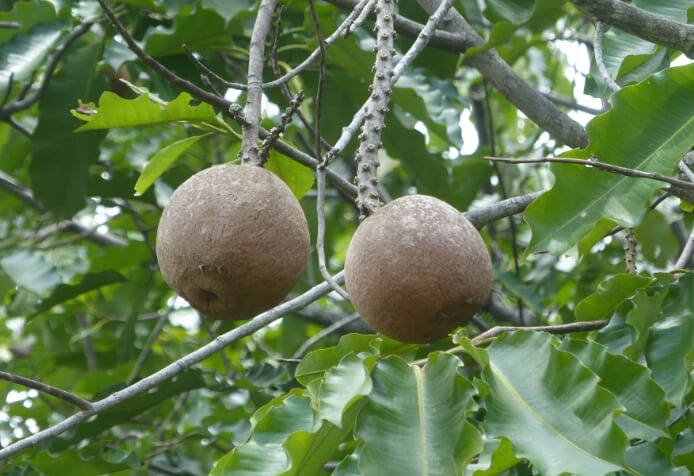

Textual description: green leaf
[463,22,519,59]
[0,23,63,91]
[134,133,212,195]
[634,210,679,267]
[645,313,694,405]
[73,91,225,131]
[355,353,481,476]
[626,442,689,476]
[1,250,60,295]
[559,338,669,441]
[32,270,126,316]
[624,273,674,360]
[574,273,653,321]
[496,270,544,315]
[467,436,521,476]
[0,1,57,45]
[30,40,106,218]
[295,334,380,386]
[525,64,694,255]
[314,353,373,428]
[484,0,535,24]
[482,331,628,475]
[30,449,130,475]
[211,441,289,476]
[265,150,314,200]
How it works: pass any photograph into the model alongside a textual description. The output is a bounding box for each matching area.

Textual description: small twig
[199,313,234,378]
[241,0,278,166]
[115,199,156,259]
[623,228,637,273]
[76,313,98,371]
[471,319,610,345]
[485,156,694,191]
[593,21,620,92]
[342,0,377,37]
[0,21,21,29]
[127,313,169,384]
[182,44,246,91]
[258,91,305,165]
[293,313,361,358]
[675,226,694,270]
[543,92,607,115]
[316,167,350,299]
[0,371,92,411]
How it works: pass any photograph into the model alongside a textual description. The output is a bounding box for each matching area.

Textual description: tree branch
[471,319,610,345]
[0,371,92,411]
[241,0,277,166]
[570,0,694,58]
[485,156,694,191]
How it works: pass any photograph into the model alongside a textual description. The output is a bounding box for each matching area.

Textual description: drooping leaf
[0,23,64,92]
[134,133,212,195]
[29,448,131,476]
[526,63,694,255]
[265,150,314,200]
[355,353,481,476]
[574,273,653,321]
[467,436,521,476]
[483,331,629,476]
[32,270,127,316]
[626,442,689,476]
[559,338,669,441]
[1,250,60,295]
[73,91,226,131]
[30,40,106,218]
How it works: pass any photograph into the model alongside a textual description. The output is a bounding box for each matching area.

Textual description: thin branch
[0,170,127,247]
[571,0,694,57]
[241,0,277,166]
[182,44,246,91]
[0,22,21,29]
[593,21,620,92]
[316,168,350,299]
[486,156,694,191]
[293,313,361,358]
[343,0,377,37]
[199,313,234,378]
[76,313,98,371]
[127,313,169,384]
[258,91,305,165]
[543,92,607,115]
[675,226,694,269]
[0,272,345,459]
[0,371,92,411]
[471,319,610,345]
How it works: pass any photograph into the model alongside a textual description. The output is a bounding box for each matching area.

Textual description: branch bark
[571,0,694,58]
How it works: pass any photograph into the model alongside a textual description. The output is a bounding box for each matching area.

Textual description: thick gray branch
[571,0,694,58]
[241,0,277,165]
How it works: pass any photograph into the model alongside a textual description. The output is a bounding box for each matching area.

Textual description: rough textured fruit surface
[156,164,309,320]
[345,194,493,343]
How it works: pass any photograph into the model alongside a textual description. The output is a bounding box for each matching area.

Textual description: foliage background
[0,0,693,474]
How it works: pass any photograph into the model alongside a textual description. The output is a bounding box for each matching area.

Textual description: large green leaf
[134,133,212,195]
[355,353,481,476]
[265,150,314,200]
[624,273,674,360]
[30,40,106,218]
[626,442,689,476]
[29,448,131,475]
[574,273,653,321]
[559,338,669,441]
[1,250,60,295]
[0,1,57,45]
[646,315,694,405]
[482,331,629,476]
[73,91,226,131]
[0,23,64,92]
[466,436,520,476]
[32,270,126,316]
[525,63,694,255]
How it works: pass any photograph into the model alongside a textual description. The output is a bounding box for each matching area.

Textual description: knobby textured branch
[623,228,637,274]
[258,91,305,166]
[241,0,278,166]
[353,0,395,219]
[571,0,694,58]
[486,156,694,191]
[0,371,93,411]
[0,273,345,460]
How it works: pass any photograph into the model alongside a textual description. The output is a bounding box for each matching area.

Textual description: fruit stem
[354,0,396,220]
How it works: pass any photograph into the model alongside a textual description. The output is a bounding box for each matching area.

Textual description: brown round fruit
[156,164,310,320]
[344,194,493,343]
